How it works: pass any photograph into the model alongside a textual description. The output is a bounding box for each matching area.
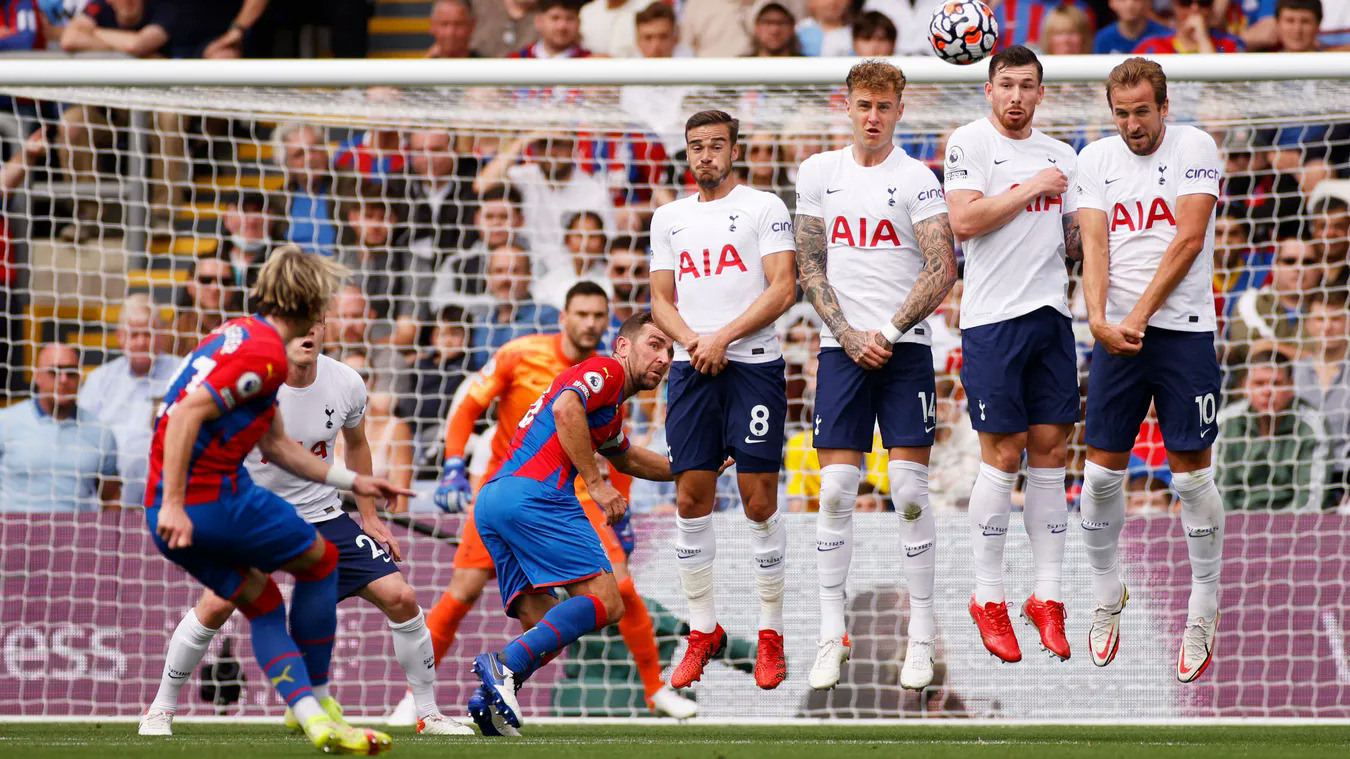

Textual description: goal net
[2,57,1349,721]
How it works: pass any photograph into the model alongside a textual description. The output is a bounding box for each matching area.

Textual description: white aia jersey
[795,145,948,347]
[1076,124,1221,332]
[245,355,367,523]
[649,183,795,363]
[944,117,1079,329]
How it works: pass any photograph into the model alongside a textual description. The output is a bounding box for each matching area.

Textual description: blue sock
[248,603,315,706]
[499,595,606,675]
[289,561,338,691]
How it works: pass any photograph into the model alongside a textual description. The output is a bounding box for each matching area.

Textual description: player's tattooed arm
[1062,212,1083,261]
[885,213,957,337]
[794,213,852,338]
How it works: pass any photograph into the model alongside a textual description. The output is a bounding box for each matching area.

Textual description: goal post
[1,54,1348,720]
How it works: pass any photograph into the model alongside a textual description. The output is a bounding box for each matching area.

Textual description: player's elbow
[948,213,978,242]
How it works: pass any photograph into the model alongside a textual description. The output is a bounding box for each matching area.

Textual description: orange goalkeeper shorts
[452,496,626,571]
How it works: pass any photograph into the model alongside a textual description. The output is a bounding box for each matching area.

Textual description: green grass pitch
[3,723,1349,758]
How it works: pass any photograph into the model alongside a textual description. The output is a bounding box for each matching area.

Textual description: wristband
[881,322,905,344]
[325,465,357,490]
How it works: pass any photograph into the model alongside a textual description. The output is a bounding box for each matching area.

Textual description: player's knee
[742,495,776,523]
[1170,467,1213,499]
[291,537,339,582]
[1083,461,1126,499]
[600,589,626,626]
[1026,438,1068,468]
[380,583,421,623]
[236,578,284,620]
[448,569,487,604]
[675,487,713,518]
[888,462,929,520]
[196,591,236,628]
[985,447,1024,474]
[819,464,862,516]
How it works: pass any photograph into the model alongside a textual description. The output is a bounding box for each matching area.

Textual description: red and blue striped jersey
[490,356,630,494]
[145,315,288,506]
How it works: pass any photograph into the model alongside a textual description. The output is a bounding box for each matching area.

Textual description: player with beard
[405,282,696,727]
[1076,58,1225,682]
[649,109,797,691]
[942,45,1081,664]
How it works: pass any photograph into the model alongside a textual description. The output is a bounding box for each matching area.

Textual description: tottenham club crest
[887,186,897,206]
[1158,165,1167,185]
[729,214,739,232]
[324,406,335,429]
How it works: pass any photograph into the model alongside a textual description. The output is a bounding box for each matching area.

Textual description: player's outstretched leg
[1022,463,1071,661]
[967,461,1021,663]
[390,568,489,725]
[283,536,353,736]
[671,509,725,689]
[1171,466,1224,683]
[1081,460,1129,667]
[892,459,938,690]
[811,464,859,690]
[139,597,231,736]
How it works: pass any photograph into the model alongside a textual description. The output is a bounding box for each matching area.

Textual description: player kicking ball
[467,312,682,733]
[795,60,957,692]
[1077,58,1225,682]
[139,318,471,737]
[943,45,1081,663]
[143,246,414,754]
[649,109,797,691]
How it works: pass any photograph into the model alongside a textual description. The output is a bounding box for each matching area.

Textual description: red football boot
[969,597,1022,663]
[755,630,787,690]
[1022,595,1071,660]
[670,625,727,688]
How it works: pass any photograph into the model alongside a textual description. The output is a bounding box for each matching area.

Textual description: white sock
[748,511,787,633]
[890,460,936,642]
[675,514,718,633]
[389,608,440,719]
[292,695,324,725]
[816,464,860,640]
[1024,466,1069,602]
[1172,467,1225,620]
[968,462,1016,605]
[150,609,219,712]
[312,683,329,702]
[1081,461,1128,606]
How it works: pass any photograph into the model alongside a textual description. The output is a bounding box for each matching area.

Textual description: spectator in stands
[1310,193,1349,286]
[862,0,933,56]
[0,342,119,512]
[426,0,480,57]
[469,244,560,368]
[59,0,155,56]
[78,293,177,507]
[1230,0,1282,50]
[995,0,1094,49]
[1295,288,1350,506]
[0,1,43,52]
[1212,210,1272,324]
[430,185,524,312]
[797,0,854,56]
[324,286,409,396]
[580,0,644,57]
[605,236,649,323]
[1094,0,1172,53]
[246,0,369,58]
[274,122,337,257]
[619,3,694,159]
[0,127,44,395]
[851,10,897,56]
[173,256,242,355]
[1135,0,1245,53]
[332,92,407,183]
[1320,0,1350,48]
[634,0,683,58]
[337,181,428,348]
[681,0,755,57]
[742,131,794,210]
[474,130,615,276]
[150,0,271,59]
[747,1,803,56]
[534,210,613,310]
[470,0,536,58]
[1217,348,1330,511]
[1037,4,1094,54]
[339,354,413,513]
[399,305,471,467]
[407,128,481,267]
[1226,237,1320,366]
[219,191,273,294]
[1268,0,1324,51]
[510,0,590,58]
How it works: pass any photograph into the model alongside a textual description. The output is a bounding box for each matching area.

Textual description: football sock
[969,462,1016,605]
[1025,466,1069,602]
[240,579,316,707]
[1172,467,1224,620]
[427,591,474,666]
[615,575,665,699]
[748,511,787,634]
[312,683,330,702]
[289,538,339,692]
[1081,461,1128,606]
[816,464,860,640]
[389,609,440,719]
[498,595,606,675]
[674,514,718,634]
[149,608,220,712]
[891,460,937,642]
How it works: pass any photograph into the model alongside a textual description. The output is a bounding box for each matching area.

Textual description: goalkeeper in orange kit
[385,281,696,724]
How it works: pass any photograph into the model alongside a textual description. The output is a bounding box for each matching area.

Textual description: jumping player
[416,282,696,723]
[794,60,957,692]
[143,245,412,753]
[1076,58,1225,682]
[468,311,679,732]
[138,319,471,737]
[648,109,797,691]
[943,45,1081,663]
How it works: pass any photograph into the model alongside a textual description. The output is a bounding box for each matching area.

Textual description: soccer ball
[929,0,1000,65]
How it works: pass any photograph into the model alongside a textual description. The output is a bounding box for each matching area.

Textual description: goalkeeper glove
[434,456,471,513]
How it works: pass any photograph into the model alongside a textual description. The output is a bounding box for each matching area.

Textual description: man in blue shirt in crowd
[1094,0,1172,53]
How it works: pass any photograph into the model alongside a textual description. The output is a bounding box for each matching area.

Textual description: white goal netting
[2,63,1350,720]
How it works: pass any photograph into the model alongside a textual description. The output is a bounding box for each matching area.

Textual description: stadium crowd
[0,0,1348,518]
